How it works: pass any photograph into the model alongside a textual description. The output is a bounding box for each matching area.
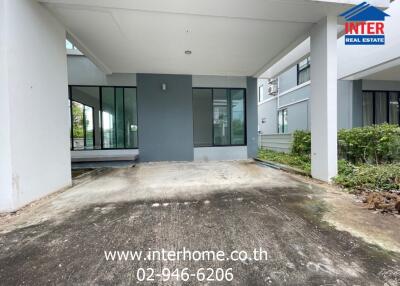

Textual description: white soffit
[40,0,389,76]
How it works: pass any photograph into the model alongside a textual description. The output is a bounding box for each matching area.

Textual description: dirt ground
[0,160,399,285]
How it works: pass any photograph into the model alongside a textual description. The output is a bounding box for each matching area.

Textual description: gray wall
[258,98,278,134]
[363,80,400,91]
[192,75,246,88]
[247,77,258,158]
[337,80,353,130]
[258,78,356,135]
[287,101,309,133]
[137,74,194,162]
[278,66,298,93]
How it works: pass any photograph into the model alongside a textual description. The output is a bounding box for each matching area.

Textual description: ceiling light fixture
[185,50,192,55]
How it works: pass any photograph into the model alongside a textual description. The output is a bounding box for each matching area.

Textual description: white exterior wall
[0,0,13,212]
[0,0,71,212]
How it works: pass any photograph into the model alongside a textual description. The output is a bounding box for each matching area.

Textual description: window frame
[192,87,247,148]
[70,99,95,151]
[277,108,288,134]
[362,90,400,126]
[69,85,138,151]
[297,57,311,86]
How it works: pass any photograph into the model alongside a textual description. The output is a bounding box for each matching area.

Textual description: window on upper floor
[258,85,264,103]
[277,109,288,134]
[297,57,310,85]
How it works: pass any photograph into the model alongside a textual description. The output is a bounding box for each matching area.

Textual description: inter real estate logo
[340,2,390,45]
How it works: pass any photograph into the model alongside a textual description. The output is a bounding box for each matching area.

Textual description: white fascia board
[259,38,310,79]
[254,32,310,78]
[341,57,400,80]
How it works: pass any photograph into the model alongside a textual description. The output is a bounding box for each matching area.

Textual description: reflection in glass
[70,86,100,149]
[72,101,84,150]
[277,109,288,134]
[375,92,388,124]
[193,89,213,147]
[363,92,373,126]
[389,92,399,125]
[213,89,230,145]
[102,87,115,148]
[116,88,125,148]
[231,90,245,145]
[84,105,94,148]
[124,88,138,149]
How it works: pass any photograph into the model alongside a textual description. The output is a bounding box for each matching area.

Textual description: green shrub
[291,130,311,157]
[258,149,311,175]
[334,162,400,191]
[290,125,400,164]
[338,124,400,164]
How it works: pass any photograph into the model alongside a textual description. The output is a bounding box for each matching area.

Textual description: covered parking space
[1,160,400,284]
[0,0,390,209]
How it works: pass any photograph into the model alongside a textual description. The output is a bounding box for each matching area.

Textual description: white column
[310,15,338,182]
[0,0,71,212]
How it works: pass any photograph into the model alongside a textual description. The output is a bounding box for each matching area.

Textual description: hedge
[291,124,400,164]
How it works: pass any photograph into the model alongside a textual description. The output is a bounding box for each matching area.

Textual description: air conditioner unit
[267,78,277,84]
[268,85,278,95]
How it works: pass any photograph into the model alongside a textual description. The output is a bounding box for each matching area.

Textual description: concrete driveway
[0,161,399,285]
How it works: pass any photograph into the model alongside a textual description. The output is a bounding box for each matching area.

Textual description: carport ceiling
[40,0,388,76]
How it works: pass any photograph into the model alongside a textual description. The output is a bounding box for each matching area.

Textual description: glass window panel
[362,92,373,126]
[101,87,115,148]
[115,88,125,148]
[124,88,138,148]
[298,57,310,70]
[72,101,84,150]
[283,109,288,133]
[84,106,94,149]
[193,89,213,147]
[230,90,245,145]
[278,110,283,133]
[298,68,310,85]
[389,92,399,125]
[213,89,230,145]
[70,86,100,150]
[375,92,388,124]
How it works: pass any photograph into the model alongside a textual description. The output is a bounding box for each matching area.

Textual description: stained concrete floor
[0,160,399,285]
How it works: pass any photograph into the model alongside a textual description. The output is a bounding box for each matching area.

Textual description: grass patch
[258,149,311,175]
[258,149,400,192]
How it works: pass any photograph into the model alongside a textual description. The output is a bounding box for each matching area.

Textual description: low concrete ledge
[253,157,310,177]
[71,149,139,162]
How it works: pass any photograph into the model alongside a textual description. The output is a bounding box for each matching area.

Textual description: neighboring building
[258,61,400,136]
[258,62,361,135]
[258,1,400,137]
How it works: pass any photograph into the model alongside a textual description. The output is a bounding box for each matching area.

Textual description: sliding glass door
[193,88,246,147]
[70,86,138,151]
[362,91,400,126]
